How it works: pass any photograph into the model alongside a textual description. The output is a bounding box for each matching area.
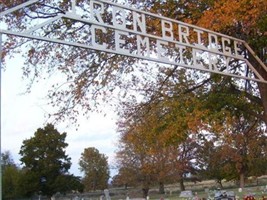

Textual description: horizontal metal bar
[0,0,39,17]
[24,14,63,34]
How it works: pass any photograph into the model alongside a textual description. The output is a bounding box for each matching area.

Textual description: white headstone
[104,189,111,200]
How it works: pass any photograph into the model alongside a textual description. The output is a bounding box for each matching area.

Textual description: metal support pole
[0,32,3,200]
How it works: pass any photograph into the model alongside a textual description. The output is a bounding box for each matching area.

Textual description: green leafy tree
[1,151,15,168]
[79,147,110,191]
[53,174,84,193]
[1,151,23,199]
[197,137,229,188]
[19,123,79,197]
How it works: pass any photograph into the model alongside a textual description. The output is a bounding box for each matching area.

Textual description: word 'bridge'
[0,0,267,83]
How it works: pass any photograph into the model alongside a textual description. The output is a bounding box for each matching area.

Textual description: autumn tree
[79,147,110,191]
[111,167,137,189]
[115,74,203,196]
[115,121,158,197]
[142,0,267,186]
[115,54,265,192]
[115,130,158,197]
[116,113,200,195]
[197,135,232,188]
[19,123,81,197]
[195,89,267,188]
[195,0,267,125]
[216,120,267,188]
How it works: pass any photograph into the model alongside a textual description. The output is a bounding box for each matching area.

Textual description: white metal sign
[0,0,267,83]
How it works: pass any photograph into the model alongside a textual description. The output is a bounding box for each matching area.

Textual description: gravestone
[104,189,111,200]
[179,190,193,200]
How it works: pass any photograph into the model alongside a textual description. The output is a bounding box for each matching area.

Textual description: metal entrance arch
[0,0,267,198]
[1,0,267,83]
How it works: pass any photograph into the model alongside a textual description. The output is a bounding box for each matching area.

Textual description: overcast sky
[1,54,119,177]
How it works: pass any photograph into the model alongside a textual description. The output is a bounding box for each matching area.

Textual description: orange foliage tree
[115,69,205,196]
[196,0,267,125]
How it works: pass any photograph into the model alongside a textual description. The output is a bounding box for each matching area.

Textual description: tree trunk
[159,182,165,194]
[142,187,149,198]
[217,180,223,188]
[142,177,150,199]
[179,178,185,191]
[239,173,245,188]
[258,81,267,125]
